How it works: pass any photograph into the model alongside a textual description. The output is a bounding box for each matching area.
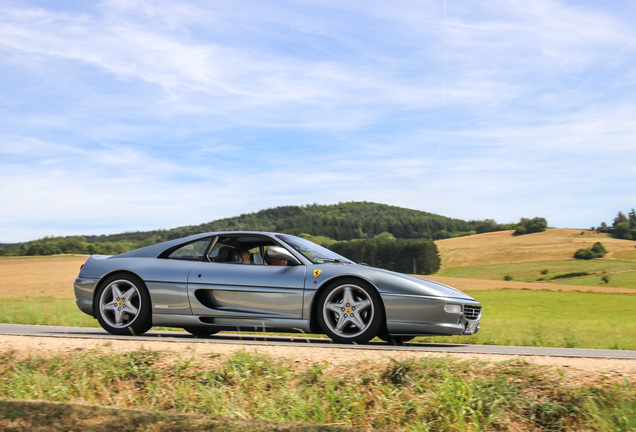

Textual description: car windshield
[277,234,354,264]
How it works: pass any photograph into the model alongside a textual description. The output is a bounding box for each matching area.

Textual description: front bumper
[382,293,481,336]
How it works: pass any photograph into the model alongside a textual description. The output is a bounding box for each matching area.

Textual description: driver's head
[240,250,251,264]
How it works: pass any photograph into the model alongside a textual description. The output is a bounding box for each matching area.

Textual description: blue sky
[1,0,636,243]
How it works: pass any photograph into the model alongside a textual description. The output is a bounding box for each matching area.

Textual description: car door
[187,261,307,319]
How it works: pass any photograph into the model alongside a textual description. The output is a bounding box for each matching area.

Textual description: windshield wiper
[314,257,349,264]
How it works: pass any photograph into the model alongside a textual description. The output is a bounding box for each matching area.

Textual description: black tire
[94,273,152,336]
[317,278,383,344]
[183,327,220,337]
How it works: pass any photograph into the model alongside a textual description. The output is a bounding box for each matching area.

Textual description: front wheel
[317,279,383,344]
[95,273,152,336]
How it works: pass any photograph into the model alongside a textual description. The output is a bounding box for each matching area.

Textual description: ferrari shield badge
[313,269,322,278]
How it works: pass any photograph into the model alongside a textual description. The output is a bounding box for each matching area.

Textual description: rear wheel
[95,273,152,336]
[317,279,382,344]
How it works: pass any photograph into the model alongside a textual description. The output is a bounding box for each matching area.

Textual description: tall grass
[0,349,633,431]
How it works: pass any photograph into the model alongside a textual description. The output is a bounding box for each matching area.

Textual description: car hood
[321,264,477,301]
[395,272,476,299]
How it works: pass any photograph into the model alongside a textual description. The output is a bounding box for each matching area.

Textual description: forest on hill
[0,202,552,274]
[0,202,516,256]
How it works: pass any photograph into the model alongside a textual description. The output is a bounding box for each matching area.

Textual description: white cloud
[1,0,635,242]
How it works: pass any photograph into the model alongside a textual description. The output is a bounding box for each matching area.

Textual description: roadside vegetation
[1,349,634,431]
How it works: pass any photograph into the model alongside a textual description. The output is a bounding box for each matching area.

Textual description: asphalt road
[1,323,635,359]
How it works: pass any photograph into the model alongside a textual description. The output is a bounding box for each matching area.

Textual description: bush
[574,242,607,260]
[550,272,591,280]
[591,242,607,255]
[574,249,595,260]
[513,217,547,236]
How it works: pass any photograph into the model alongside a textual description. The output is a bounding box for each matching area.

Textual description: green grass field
[0,298,95,327]
[428,290,636,350]
[437,259,636,289]
[2,290,634,350]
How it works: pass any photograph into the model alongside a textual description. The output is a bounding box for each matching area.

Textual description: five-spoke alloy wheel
[95,273,151,336]
[317,279,382,344]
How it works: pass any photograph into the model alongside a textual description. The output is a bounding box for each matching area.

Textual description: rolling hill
[1,201,496,256]
[428,228,636,293]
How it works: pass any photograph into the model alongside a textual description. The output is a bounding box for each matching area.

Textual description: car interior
[164,234,291,265]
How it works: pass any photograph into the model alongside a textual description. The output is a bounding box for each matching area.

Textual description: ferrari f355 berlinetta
[74,231,481,344]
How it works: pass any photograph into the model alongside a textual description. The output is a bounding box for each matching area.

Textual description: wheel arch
[308,275,386,334]
[92,270,148,316]
[93,270,153,336]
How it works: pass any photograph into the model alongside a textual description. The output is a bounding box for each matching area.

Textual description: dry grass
[0,255,87,298]
[435,228,636,269]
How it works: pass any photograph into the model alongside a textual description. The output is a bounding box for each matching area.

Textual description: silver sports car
[74,231,481,344]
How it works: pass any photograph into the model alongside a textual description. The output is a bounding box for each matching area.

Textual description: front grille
[463,305,481,320]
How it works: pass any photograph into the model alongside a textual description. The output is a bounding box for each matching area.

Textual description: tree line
[0,201,545,259]
[329,233,441,274]
[597,209,636,240]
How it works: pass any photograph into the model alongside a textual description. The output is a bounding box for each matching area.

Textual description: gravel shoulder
[2,334,634,386]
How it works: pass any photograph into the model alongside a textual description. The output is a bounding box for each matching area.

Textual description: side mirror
[266,246,301,265]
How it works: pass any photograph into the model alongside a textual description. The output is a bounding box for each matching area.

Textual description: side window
[208,236,276,265]
[208,241,240,263]
[167,239,211,260]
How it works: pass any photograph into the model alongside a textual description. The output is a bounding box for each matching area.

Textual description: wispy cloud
[1,0,635,241]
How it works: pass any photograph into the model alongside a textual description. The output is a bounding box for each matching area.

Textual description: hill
[1,202,495,256]
[436,228,633,268]
[428,228,636,293]
[86,201,478,242]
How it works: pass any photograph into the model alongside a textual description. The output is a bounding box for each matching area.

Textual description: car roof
[113,231,287,258]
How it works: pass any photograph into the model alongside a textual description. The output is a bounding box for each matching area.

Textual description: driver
[239,249,252,264]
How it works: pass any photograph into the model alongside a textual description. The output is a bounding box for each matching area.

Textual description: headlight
[444,304,462,314]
